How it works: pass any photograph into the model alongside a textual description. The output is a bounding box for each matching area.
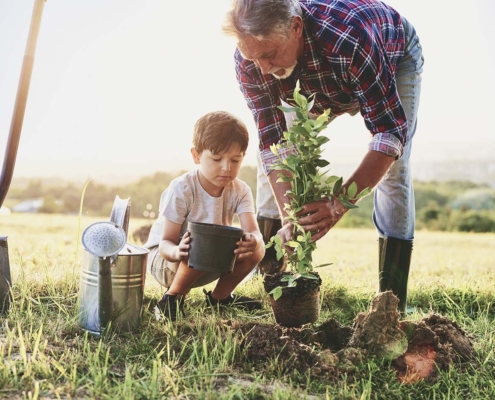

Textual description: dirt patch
[233,321,341,382]
[393,313,476,382]
[233,291,476,383]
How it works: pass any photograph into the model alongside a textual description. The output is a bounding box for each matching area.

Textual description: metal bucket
[78,243,149,334]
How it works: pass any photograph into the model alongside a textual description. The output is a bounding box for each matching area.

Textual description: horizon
[8,158,495,189]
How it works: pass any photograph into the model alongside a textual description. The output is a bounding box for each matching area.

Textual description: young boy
[143,111,265,320]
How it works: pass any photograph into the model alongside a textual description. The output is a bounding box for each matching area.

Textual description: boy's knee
[248,248,265,266]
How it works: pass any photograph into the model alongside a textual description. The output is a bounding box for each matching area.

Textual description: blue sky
[1,0,494,183]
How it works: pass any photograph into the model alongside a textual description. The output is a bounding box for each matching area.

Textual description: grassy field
[0,213,494,399]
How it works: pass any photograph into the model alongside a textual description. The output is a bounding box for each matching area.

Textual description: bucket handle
[110,195,131,240]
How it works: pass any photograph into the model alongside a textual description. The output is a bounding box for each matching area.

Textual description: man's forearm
[344,150,396,200]
[267,150,395,220]
[267,169,292,221]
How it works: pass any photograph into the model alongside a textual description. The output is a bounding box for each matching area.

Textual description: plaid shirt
[235,0,407,173]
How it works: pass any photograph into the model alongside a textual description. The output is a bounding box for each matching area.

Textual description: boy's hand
[235,232,257,260]
[175,231,191,261]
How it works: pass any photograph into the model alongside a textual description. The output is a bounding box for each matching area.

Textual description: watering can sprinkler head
[82,222,126,259]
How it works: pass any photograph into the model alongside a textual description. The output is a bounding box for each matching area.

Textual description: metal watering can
[78,196,149,335]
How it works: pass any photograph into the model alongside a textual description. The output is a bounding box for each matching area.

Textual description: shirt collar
[295,24,326,75]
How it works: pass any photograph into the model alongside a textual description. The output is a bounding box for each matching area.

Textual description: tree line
[6,167,495,233]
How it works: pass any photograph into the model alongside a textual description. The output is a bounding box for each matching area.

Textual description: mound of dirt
[233,291,475,383]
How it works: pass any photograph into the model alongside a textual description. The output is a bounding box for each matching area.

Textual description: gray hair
[223,0,302,40]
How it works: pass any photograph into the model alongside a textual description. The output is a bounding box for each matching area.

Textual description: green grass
[0,213,494,399]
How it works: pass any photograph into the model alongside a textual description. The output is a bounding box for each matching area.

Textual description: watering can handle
[110,195,131,240]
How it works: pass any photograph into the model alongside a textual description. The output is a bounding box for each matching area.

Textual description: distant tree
[419,201,441,223]
[451,188,495,210]
[455,210,495,233]
[11,173,495,232]
[39,194,62,214]
[20,179,44,198]
[414,181,450,210]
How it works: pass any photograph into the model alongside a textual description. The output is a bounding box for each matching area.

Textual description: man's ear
[292,16,303,38]
[191,147,201,164]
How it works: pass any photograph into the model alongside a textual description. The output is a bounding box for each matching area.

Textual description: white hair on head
[223,0,302,40]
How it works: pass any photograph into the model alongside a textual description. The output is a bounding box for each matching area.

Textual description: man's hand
[276,222,294,245]
[296,197,347,241]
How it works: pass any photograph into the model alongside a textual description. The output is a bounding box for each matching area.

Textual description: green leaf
[278,105,296,113]
[339,198,358,209]
[316,136,330,145]
[295,110,306,120]
[325,175,340,184]
[315,159,330,168]
[314,113,329,129]
[269,286,283,301]
[332,177,343,194]
[287,280,297,288]
[285,155,301,167]
[276,175,293,183]
[303,120,313,133]
[315,263,333,268]
[273,164,296,173]
[291,125,308,136]
[357,187,371,199]
[293,89,307,109]
[348,182,358,198]
[300,272,319,280]
[307,98,315,112]
[297,245,304,260]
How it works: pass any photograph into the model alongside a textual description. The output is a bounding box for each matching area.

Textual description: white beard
[271,62,297,80]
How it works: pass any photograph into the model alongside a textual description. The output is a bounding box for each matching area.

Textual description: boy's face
[191,144,245,197]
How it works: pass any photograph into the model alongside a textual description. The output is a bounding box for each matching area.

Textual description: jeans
[256,16,424,240]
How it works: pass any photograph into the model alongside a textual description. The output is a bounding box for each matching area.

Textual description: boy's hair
[193,111,249,155]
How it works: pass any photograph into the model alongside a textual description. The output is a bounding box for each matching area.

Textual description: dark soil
[263,271,322,297]
[263,272,323,327]
[233,291,476,383]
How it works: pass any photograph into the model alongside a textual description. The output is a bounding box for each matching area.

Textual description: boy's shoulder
[168,169,197,187]
[232,176,249,187]
[230,177,253,194]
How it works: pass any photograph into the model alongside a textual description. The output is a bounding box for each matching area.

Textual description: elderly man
[223,0,424,315]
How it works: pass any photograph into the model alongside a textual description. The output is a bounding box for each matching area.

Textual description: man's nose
[256,59,272,75]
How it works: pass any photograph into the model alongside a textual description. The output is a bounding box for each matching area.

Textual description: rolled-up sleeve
[347,28,408,157]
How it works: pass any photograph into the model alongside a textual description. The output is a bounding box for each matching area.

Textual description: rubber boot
[378,236,413,317]
[257,215,286,275]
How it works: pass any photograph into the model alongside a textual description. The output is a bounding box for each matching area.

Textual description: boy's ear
[191,147,201,164]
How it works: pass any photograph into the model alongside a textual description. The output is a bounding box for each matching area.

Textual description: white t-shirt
[143,168,255,248]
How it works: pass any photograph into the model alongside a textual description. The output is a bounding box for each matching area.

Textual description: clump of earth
[232,291,475,383]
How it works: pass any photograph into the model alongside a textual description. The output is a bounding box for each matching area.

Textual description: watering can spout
[97,257,113,331]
